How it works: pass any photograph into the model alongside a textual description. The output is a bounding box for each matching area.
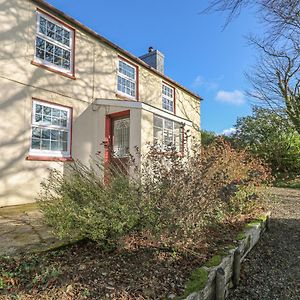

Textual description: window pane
[61,110,67,118]
[42,129,50,139]
[36,48,45,59]
[61,131,68,142]
[35,114,42,123]
[51,130,60,140]
[36,37,45,49]
[43,106,51,115]
[61,119,67,127]
[119,61,135,79]
[154,127,163,143]
[46,42,54,53]
[154,116,163,128]
[62,59,70,70]
[165,119,173,130]
[36,104,42,114]
[41,140,50,150]
[62,141,68,151]
[54,47,62,57]
[51,141,60,151]
[54,56,62,66]
[43,116,51,124]
[52,108,60,117]
[113,118,130,157]
[40,16,46,27]
[117,75,135,97]
[32,127,41,138]
[31,139,40,149]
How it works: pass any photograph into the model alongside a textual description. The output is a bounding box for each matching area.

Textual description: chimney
[139,47,165,74]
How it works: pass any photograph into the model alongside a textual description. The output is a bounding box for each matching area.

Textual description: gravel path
[228,187,300,300]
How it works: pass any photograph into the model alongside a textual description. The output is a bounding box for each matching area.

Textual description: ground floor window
[29,100,72,158]
[153,115,183,152]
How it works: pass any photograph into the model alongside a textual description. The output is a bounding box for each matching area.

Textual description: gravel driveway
[228,187,300,300]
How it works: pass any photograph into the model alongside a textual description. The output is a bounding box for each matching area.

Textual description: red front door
[105,110,130,176]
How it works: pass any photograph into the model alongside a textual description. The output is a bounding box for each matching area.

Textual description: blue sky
[47,0,261,134]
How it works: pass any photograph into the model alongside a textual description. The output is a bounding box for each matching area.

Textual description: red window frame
[26,98,73,162]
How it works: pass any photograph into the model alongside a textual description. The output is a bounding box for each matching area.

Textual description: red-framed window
[162,83,175,113]
[28,99,73,160]
[33,9,75,78]
[117,58,138,100]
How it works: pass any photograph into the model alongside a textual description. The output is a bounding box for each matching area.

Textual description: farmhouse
[0,0,201,207]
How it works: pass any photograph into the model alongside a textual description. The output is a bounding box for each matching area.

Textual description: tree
[204,0,300,134]
[246,42,300,134]
[232,107,300,174]
[201,130,217,145]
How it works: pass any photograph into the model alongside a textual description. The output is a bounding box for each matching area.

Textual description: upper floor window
[117,59,137,99]
[162,83,174,112]
[34,11,75,75]
[30,100,72,158]
[153,115,183,152]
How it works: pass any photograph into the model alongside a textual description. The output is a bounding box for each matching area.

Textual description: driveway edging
[181,213,270,300]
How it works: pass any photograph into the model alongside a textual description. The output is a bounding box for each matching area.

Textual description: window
[162,84,174,112]
[113,118,130,158]
[117,60,137,98]
[30,100,72,158]
[34,11,74,75]
[153,115,183,152]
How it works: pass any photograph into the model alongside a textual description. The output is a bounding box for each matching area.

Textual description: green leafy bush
[38,162,144,249]
[38,139,271,251]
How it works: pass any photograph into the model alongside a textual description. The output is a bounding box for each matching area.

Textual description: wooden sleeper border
[178,213,271,300]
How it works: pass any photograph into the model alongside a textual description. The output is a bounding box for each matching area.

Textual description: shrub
[37,161,143,249]
[139,138,272,249]
[38,138,272,251]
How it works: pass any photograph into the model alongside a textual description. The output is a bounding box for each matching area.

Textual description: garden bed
[0,219,255,300]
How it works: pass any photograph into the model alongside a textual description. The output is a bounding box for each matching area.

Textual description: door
[110,115,130,175]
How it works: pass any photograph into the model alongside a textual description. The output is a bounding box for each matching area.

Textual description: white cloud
[192,75,219,91]
[215,90,246,105]
[222,128,236,136]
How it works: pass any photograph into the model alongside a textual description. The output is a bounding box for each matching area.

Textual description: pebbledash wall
[0,0,201,207]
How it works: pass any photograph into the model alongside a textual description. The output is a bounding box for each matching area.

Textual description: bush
[38,162,144,249]
[139,138,271,249]
[38,138,272,251]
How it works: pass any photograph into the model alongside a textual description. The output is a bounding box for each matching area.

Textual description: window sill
[115,92,137,101]
[26,155,74,162]
[31,60,76,80]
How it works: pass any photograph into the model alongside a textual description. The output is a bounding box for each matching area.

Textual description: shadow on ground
[0,203,64,256]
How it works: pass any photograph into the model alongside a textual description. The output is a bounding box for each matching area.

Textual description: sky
[46,0,262,134]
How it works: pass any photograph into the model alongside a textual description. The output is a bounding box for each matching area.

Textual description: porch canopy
[93,99,193,127]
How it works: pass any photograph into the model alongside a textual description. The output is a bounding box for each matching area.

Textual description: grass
[274,174,300,189]
[178,267,209,299]
[204,255,222,268]
[274,181,300,189]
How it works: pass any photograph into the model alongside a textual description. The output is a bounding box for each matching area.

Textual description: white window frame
[116,59,137,99]
[162,83,175,113]
[29,100,72,158]
[34,11,75,75]
[153,115,183,152]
